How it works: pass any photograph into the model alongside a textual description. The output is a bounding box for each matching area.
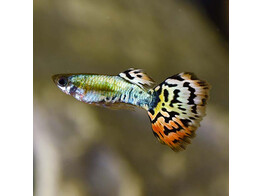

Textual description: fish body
[52,68,210,152]
[52,74,153,109]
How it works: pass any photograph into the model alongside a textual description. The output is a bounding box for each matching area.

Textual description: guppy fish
[52,68,210,151]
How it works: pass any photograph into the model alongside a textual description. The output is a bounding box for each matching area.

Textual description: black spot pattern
[163,89,169,102]
[169,89,181,107]
[123,70,135,80]
[173,139,179,143]
[153,131,160,139]
[183,82,196,105]
[151,112,165,124]
[170,74,184,81]
[180,119,191,127]
[163,122,183,135]
[202,98,207,106]
[198,81,205,86]
[164,81,178,87]
[191,105,197,114]
[163,110,180,123]
[148,109,155,115]
[158,131,164,138]
[134,70,141,74]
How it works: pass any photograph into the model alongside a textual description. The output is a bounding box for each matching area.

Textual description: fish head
[52,74,79,96]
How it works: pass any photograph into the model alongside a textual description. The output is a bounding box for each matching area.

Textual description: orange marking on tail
[172,117,191,134]
[161,111,170,118]
[148,112,154,120]
[168,132,179,141]
[169,121,178,129]
[149,109,197,149]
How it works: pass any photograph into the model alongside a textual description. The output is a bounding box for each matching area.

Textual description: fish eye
[58,77,68,87]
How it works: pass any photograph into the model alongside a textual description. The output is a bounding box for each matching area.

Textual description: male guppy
[52,68,210,151]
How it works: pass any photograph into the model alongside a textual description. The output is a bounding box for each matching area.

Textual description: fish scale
[61,74,152,109]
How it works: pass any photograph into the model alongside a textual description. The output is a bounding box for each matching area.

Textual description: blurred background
[34,0,228,195]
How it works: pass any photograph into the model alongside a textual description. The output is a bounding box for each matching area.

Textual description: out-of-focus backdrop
[34,0,228,195]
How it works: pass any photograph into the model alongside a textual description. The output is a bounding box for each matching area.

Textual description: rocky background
[34,0,228,195]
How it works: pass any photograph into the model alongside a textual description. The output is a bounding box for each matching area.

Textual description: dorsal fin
[118,68,155,88]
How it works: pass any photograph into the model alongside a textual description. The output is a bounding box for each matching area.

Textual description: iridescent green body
[54,74,153,110]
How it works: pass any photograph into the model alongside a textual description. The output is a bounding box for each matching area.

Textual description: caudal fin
[147,72,210,151]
